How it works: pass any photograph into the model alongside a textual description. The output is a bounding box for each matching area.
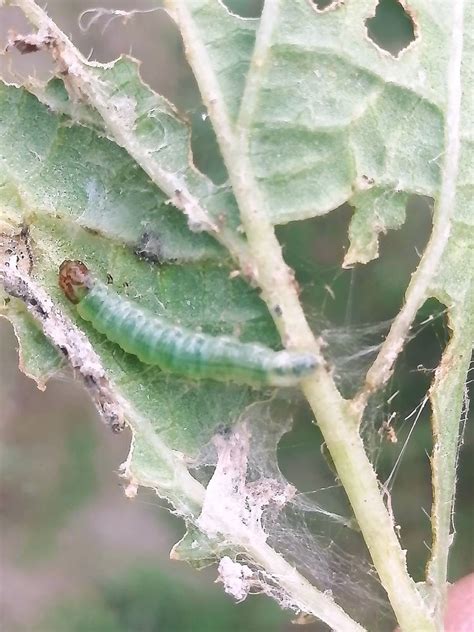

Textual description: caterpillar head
[268,351,318,386]
[59,260,92,304]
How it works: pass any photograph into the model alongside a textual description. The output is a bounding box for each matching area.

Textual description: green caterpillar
[59,260,318,386]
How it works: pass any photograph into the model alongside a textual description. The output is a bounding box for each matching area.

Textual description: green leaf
[424,0,473,610]
[165,0,456,265]
[1,1,471,629]
[0,83,222,265]
[228,1,446,260]
[0,228,64,387]
[345,188,408,266]
[8,31,248,261]
[0,81,279,511]
[183,1,258,121]
[0,306,63,388]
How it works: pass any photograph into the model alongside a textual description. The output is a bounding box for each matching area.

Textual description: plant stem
[6,1,374,627]
[2,261,365,631]
[426,327,472,624]
[165,1,436,630]
[246,540,366,632]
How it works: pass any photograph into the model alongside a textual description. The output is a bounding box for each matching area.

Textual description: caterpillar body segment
[59,260,318,387]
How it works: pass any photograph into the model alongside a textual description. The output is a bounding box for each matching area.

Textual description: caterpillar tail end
[59,260,91,304]
[268,351,319,387]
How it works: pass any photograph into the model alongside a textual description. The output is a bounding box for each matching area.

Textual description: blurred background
[1,1,472,630]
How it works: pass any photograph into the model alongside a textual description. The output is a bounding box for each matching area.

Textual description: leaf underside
[0,0,472,624]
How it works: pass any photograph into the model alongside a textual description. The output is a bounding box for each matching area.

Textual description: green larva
[59,260,318,386]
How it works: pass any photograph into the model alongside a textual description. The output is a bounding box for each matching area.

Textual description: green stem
[165,1,436,630]
[426,326,472,624]
[246,540,366,632]
[6,1,373,627]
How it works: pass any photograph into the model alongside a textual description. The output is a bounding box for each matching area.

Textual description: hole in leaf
[376,297,450,581]
[220,0,264,18]
[361,195,433,320]
[366,0,416,57]
[278,402,344,500]
[311,0,339,11]
[278,203,438,401]
[190,109,228,185]
[276,204,358,326]
[396,298,449,418]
